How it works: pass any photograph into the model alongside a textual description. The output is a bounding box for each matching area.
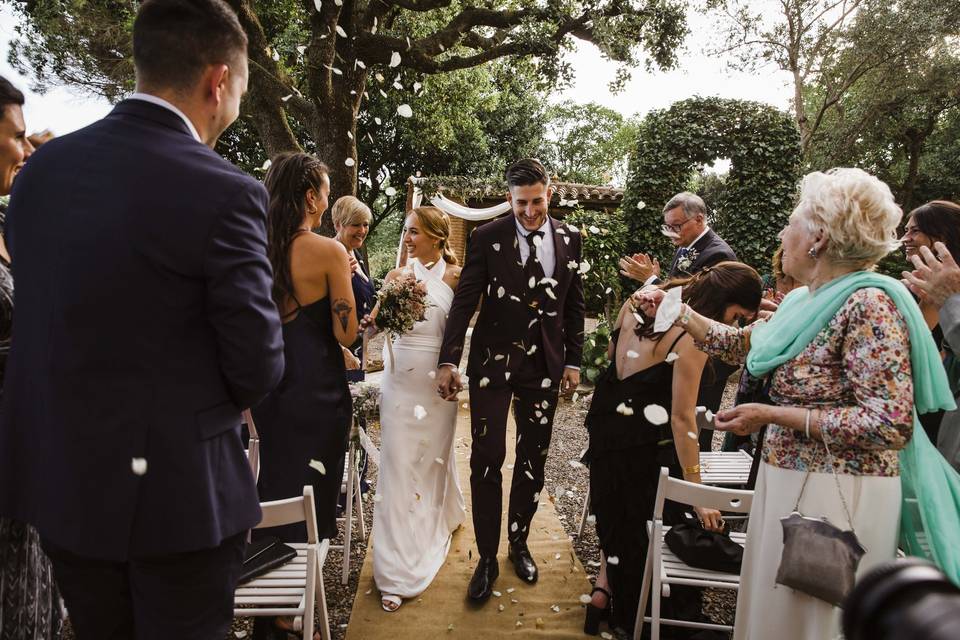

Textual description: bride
[370,206,466,612]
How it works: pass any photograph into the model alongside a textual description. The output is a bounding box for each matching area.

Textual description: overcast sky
[2,4,793,137]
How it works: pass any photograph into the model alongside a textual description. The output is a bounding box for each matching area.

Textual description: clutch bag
[238,536,298,585]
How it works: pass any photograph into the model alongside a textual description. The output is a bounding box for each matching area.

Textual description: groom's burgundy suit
[439,214,585,557]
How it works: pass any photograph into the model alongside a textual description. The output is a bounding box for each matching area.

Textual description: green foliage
[580,318,612,385]
[566,207,627,323]
[622,97,801,270]
[540,100,639,186]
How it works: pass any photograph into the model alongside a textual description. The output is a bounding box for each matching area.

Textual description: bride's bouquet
[370,271,430,337]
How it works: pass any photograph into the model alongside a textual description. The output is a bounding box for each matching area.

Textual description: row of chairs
[235,411,365,640]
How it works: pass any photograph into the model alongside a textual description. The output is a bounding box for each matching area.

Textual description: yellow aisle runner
[345,403,593,639]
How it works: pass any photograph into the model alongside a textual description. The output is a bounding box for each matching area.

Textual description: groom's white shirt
[515,217,556,278]
[129,92,203,143]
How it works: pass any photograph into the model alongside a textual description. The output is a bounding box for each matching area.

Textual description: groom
[436,158,585,601]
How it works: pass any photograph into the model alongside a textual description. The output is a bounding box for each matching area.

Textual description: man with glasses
[619,191,737,284]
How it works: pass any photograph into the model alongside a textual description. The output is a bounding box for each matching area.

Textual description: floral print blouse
[699,287,914,476]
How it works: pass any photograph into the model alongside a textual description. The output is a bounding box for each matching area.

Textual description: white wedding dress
[373,258,466,598]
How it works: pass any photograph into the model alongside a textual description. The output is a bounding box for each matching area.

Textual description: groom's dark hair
[133,0,248,93]
[505,158,550,188]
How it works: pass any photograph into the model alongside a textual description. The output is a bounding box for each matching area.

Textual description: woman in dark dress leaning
[583,262,762,637]
[251,152,358,639]
[0,75,62,640]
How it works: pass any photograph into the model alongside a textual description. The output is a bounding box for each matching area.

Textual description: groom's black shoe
[508,542,538,584]
[467,556,499,602]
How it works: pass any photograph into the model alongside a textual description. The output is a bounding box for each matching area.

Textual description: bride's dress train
[373,258,466,599]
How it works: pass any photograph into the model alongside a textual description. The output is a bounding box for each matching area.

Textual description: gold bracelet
[683,464,701,475]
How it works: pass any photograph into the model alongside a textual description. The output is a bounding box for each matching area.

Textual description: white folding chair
[234,486,331,640]
[331,419,365,585]
[577,450,754,535]
[635,467,754,640]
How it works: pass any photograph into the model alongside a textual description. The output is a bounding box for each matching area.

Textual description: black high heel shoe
[583,586,612,635]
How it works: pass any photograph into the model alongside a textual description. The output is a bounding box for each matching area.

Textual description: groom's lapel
[500,216,525,295]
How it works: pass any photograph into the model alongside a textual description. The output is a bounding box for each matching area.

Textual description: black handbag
[664,521,744,574]
[238,536,298,585]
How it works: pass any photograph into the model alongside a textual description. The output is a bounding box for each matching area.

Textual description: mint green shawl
[746,271,960,583]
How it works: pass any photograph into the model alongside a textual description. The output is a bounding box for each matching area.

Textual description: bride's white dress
[373,258,466,598]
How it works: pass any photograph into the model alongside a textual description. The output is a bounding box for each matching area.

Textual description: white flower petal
[616,402,634,416]
[607,555,620,565]
[579,594,592,604]
[335,25,347,38]
[532,234,543,247]
[687,431,698,440]
[705,409,715,422]
[308,459,326,475]
[626,350,639,359]
[510,522,518,532]
[541,378,551,388]
[665,352,680,363]
[479,377,490,388]
[497,286,505,299]
[492,243,500,252]
[397,104,413,118]
[344,157,355,167]
[384,186,397,197]
[589,225,600,234]
[389,51,401,67]
[434,457,444,465]
[131,457,147,476]
[643,404,669,425]
[413,405,427,420]
[579,261,591,274]
[528,276,536,288]
[281,94,293,102]
[586,514,597,525]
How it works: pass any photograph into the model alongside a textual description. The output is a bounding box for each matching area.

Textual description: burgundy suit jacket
[438,215,586,384]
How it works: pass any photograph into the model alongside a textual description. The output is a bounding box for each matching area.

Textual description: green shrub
[580,317,612,384]
[566,207,627,325]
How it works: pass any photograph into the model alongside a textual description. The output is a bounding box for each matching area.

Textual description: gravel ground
[63,365,742,640]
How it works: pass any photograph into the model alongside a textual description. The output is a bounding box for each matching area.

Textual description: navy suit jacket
[0,100,284,560]
[666,228,737,278]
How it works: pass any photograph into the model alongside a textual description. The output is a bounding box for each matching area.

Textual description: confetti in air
[665,352,680,363]
[643,404,669,425]
[397,104,413,118]
[413,405,427,420]
[615,402,634,416]
[308,459,326,475]
[389,51,401,67]
[131,458,147,476]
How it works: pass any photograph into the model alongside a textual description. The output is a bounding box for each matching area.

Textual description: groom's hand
[436,365,462,401]
[560,367,580,398]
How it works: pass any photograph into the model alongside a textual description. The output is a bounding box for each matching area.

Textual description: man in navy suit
[0,1,283,637]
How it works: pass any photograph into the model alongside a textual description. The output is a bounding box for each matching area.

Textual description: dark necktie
[523,231,546,283]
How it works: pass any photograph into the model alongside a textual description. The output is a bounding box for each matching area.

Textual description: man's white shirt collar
[129,92,203,143]
[685,225,710,250]
[515,217,551,237]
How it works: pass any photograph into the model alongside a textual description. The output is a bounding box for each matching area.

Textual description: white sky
[2,4,792,137]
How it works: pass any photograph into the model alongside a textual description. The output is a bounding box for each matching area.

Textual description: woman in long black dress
[0,75,62,640]
[583,262,762,636]
[251,154,357,639]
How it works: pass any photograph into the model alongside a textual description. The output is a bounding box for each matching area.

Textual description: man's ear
[506,190,513,205]
[207,64,230,104]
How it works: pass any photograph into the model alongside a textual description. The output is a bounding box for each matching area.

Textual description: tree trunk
[900,129,925,211]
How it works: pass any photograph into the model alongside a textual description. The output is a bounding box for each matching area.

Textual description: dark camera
[843,558,960,640]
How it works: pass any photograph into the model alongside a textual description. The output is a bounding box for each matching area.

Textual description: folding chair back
[636,467,754,640]
[234,486,330,640]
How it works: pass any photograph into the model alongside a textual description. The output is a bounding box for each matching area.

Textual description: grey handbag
[775,438,867,607]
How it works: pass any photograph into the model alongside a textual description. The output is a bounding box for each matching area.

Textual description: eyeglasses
[661,218,695,234]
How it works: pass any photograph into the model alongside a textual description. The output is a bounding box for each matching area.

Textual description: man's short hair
[505,158,550,188]
[0,76,25,111]
[663,191,707,220]
[133,0,248,93]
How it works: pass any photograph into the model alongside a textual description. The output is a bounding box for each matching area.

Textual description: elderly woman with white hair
[637,168,955,639]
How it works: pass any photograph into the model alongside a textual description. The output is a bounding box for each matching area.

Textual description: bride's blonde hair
[410,206,458,265]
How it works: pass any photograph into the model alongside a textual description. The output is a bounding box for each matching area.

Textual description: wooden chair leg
[634,531,656,640]
[353,465,365,538]
[341,443,356,585]
[316,557,331,640]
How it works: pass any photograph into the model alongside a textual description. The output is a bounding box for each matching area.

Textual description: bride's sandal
[381,594,402,612]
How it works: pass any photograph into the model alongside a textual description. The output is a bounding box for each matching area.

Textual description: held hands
[713,403,768,436]
[694,506,725,533]
[902,242,960,308]
[560,368,580,398]
[435,365,463,401]
[619,253,660,283]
